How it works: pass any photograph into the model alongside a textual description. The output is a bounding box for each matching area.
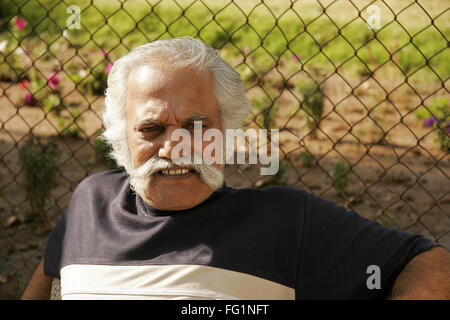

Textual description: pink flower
[424,117,437,127]
[47,73,60,90]
[24,92,36,106]
[292,54,300,62]
[14,17,27,31]
[105,62,113,75]
[19,80,29,90]
[242,46,249,54]
[100,49,108,57]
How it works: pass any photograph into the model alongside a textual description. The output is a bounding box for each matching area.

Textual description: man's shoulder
[73,168,129,194]
[64,169,130,217]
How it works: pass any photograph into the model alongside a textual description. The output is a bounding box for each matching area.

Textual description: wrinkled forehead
[129,64,171,94]
[127,63,215,96]
[125,63,219,121]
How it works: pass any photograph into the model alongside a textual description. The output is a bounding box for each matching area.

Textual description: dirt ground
[1,68,449,299]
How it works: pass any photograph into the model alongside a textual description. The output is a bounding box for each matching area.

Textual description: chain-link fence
[0,0,449,298]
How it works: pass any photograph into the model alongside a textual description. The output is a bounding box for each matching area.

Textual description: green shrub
[331,161,350,195]
[298,81,324,137]
[18,137,62,223]
[413,97,448,120]
[414,97,449,151]
[299,150,316,168]
[251,96,278,130]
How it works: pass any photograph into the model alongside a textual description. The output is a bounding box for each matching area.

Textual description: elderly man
[22,37,449,300]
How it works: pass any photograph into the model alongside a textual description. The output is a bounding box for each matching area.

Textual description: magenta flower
[292,54,300,62]
[14,17,27,31]
[19,80,29,90]
[24,92,36,106]
[47,73,60,90]
[105,62,113,75]
[424,117,437,127]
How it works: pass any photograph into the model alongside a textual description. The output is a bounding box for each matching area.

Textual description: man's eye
[186,123,206,130]
[140,127,160,133]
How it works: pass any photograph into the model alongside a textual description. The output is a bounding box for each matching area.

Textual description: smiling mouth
[157,168,196,177]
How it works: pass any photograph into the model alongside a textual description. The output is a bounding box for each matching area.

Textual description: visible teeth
[161,169,190,175]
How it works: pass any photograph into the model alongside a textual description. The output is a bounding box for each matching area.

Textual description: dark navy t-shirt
[44,169,439,299]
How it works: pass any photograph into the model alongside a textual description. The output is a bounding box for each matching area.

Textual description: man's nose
[158,128,190,160]
[158,136,177,160]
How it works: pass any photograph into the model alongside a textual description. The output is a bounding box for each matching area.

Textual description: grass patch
[1,0,447,83]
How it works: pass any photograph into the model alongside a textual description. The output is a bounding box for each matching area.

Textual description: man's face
[125,64,224,211]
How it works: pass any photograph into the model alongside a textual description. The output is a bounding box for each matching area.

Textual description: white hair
[101,36,252,173]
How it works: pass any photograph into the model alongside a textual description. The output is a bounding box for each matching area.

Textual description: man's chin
[144,173,216,211]
[151,170,204,185]
[149,170,215,194]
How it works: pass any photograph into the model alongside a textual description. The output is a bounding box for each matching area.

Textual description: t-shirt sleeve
[295,192,440,299]
[43,207,67,279]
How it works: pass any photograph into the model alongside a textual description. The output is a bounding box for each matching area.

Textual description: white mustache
[129,156,224,191]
